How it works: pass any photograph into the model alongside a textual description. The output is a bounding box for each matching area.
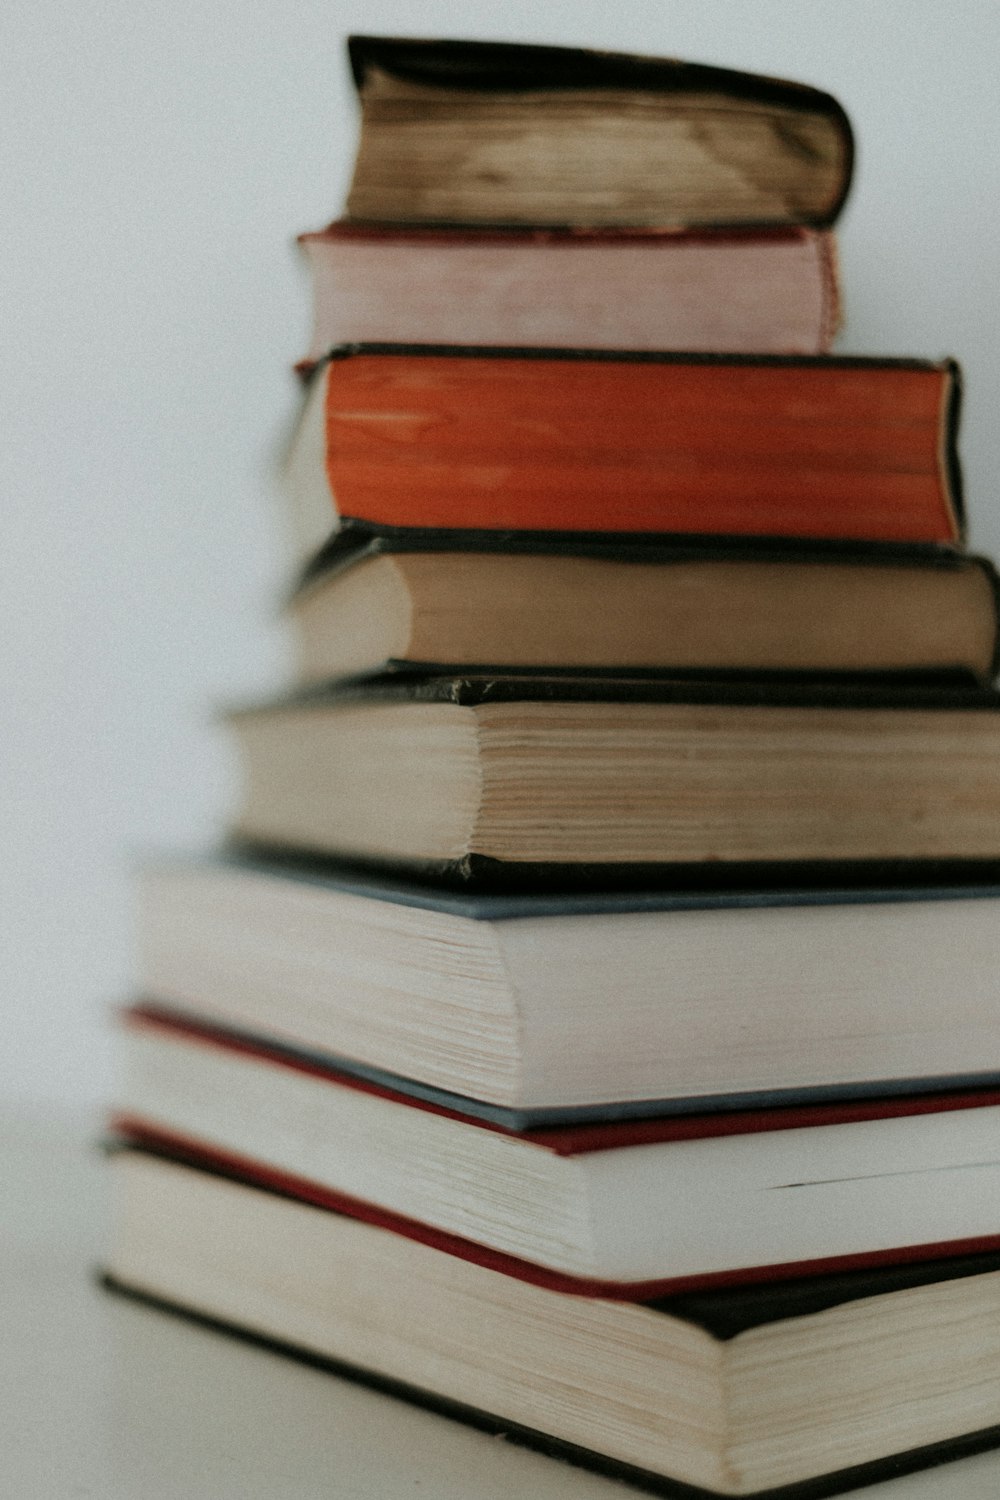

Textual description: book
[298,224,840,362]
[290,532,999,684]
[284,347,963,560]
[135,856,1000,1119]
[225,673,1000,882]
[115,1004,1000,1296]
[343,37,854,230]
[105,1146,1000,1498]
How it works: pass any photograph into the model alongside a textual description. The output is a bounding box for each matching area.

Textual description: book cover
[286,347,963,550]
[225,669,1000,886]
[288,530,999,685]
[344,36,854,230]
[103,1147,1000,1498]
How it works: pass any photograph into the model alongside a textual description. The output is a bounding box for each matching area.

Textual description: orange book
[285,347,962,555]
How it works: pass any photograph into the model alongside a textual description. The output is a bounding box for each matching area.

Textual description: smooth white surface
[3,1110,1000,1500]
[4,2,1000,1108]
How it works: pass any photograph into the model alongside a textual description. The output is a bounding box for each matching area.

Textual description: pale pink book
[298,222,840,363]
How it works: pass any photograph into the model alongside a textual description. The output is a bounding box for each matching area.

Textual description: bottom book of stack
[105,1142,1000,1500]
[107,857,1000,1495]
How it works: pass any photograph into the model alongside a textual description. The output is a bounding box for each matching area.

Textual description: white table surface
[5,1108,1000,1500]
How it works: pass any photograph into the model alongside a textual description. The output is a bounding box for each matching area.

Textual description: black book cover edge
[322,341,954,373]
[98,1273,1000,1500]
[176,844,1000,920]
[344,35,855,230]
[223,845,1000,898]
[297,521,986,585]
[346,34,848,114]
[305,220,829,247]
[302,663,994,693]
[228,666,1000,713]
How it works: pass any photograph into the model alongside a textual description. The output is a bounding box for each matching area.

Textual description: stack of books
[105,38,1000,1499]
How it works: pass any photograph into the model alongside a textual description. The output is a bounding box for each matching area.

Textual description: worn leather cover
[345,35,855,230]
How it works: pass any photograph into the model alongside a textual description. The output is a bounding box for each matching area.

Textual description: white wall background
[3,0,1000,1110]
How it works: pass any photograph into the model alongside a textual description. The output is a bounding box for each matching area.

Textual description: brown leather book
[344,36,854,229]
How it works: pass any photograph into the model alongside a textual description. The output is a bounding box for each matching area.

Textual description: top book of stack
[343,36,854,230]
[299,40,849,363]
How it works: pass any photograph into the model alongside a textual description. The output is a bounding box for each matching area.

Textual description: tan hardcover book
[226,675,1000,881]
[288,539,998,683]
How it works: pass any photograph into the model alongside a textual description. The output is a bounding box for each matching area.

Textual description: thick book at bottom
[105,1147,1000,1499]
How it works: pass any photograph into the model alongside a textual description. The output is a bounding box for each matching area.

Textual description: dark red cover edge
[301,222,821,248]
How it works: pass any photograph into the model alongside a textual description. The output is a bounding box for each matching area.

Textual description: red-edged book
[115,1003,1000,1299]
[298,224,840,364]
[284,347,963,560]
